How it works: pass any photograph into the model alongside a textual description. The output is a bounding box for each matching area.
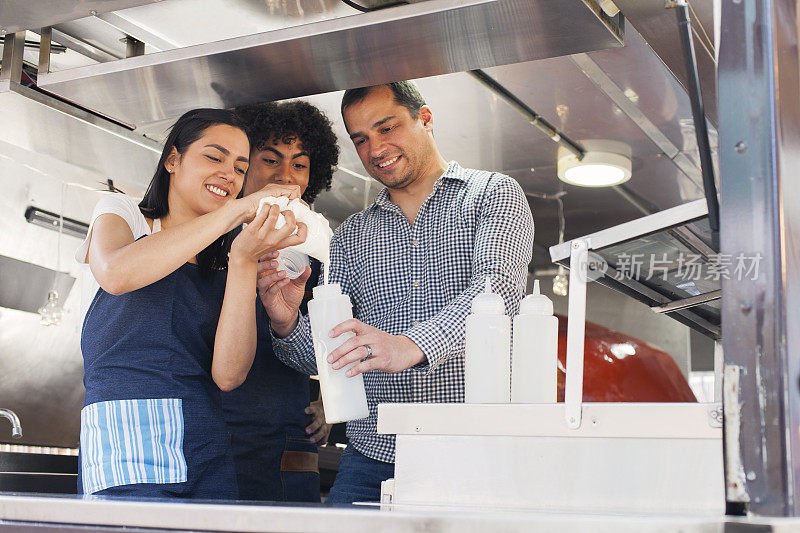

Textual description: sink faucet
[0,408,22,439]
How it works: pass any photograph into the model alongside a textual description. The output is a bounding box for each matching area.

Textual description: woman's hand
[230,204,307,265]
[234,184,302,225]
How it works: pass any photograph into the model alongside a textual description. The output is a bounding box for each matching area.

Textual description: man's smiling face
[344,86,435,190]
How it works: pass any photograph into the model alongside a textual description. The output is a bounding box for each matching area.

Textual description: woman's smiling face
[166,123,250,217]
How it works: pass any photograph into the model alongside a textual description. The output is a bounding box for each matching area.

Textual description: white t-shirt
[75,194,153,324]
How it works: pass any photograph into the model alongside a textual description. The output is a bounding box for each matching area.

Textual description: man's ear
[164,146,180,174]
[418,106,434,132]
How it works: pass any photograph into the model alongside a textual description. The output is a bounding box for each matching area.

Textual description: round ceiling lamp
[557,141,632,188]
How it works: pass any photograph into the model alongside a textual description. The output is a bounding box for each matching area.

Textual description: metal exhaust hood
[0,80,160,190]
[0,80,160,191]
[37,0,624,128]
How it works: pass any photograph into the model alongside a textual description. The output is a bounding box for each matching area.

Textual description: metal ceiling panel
[37,0,623,127]
[294,20,708,267]
[0,80,160,191]
[0,1,161,35]
[613,0,717,123]
[110,0,360,49]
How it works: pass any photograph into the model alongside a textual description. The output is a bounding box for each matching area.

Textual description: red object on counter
[555,315,697,402]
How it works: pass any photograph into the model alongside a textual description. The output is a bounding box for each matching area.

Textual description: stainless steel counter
[1,494,799,533]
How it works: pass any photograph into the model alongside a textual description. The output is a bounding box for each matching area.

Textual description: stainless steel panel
[0,1,162,35]
[100,0,360,49]
[549,199,708,260]
[613,0,717,123]
[0,81,156,449]
[0,493,735,532]
[0,255,75,314]
[94,12,179,52]
[0,183,90,449]
[578,25,715,161]
[50,17,139,61]
[0,81,160,191]
[0,32,25,84]
[718,0,800,516]
[568,51,703,190]
[448,51,705,246]
[37,0,623,127]
[33,27,120,65]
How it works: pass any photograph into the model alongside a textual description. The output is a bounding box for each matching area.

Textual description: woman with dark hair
[74,108,306,500]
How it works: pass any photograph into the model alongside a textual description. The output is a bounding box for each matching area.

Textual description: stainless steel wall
[0,142,150,447]
[719,0,800,516]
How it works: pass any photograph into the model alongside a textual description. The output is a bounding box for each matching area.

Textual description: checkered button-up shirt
[272,161,534,462]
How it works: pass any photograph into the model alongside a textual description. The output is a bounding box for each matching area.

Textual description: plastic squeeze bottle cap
[471,277,506,315]
[519,280,554,315]
[312,282,342,299]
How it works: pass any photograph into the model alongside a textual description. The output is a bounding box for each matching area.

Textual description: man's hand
[304,399,332,444]
[257,254,312,337]
[326,319,426,377]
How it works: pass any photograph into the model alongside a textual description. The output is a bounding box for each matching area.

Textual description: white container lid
[519,280,554,315]
[471,277,506,315]
[312,282,342,299]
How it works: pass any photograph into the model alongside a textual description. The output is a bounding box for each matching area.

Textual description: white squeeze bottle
[512,280,558,403]
[465,277,511,403]
[307,283,369,423]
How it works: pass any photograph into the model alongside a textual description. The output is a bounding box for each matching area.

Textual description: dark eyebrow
[205,144,229,155]
[348,115,397,140]
[263,146,309,160]
[206,144,248,163]
[262,147,284,159]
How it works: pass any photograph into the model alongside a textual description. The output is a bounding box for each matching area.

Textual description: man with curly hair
[222,100,339,502]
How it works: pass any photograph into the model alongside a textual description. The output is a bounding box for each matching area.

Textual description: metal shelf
[550,199,722,339]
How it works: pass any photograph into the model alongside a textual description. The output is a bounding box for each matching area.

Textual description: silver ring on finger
[364,344,373,359]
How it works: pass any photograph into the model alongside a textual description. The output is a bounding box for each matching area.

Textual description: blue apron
[221,259,320,502]
[79,238,237,499]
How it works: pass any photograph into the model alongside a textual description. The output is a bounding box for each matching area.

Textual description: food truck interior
[1,0,799,531]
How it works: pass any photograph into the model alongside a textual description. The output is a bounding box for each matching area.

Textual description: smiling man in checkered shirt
[258,81,534,504]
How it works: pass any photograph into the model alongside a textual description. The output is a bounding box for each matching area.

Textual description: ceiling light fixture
[25,206,88,239]
[557,140,632,188]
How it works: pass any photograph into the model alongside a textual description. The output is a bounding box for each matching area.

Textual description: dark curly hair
[235,101,339,203]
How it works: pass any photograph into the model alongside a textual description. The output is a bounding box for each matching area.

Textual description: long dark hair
[139,108,247,277]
